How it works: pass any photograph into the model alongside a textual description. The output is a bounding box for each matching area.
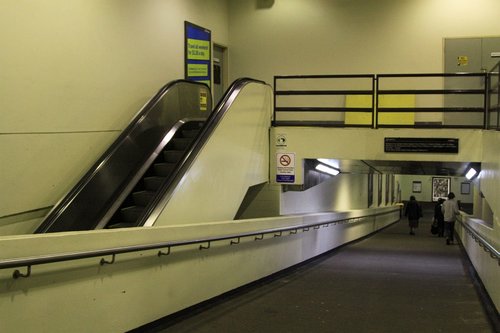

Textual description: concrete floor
[133,208,497,333]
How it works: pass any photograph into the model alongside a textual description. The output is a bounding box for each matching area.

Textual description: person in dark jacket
[442,192,460,245]
[434,198,445,237]
[404,195,422,235]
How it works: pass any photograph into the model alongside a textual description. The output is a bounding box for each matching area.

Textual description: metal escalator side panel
[138,78,272,227]
[35,81,212,233]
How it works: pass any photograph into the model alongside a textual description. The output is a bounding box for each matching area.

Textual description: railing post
[484,72,489,130]
[374,76,379,129]
[273,76,277,127]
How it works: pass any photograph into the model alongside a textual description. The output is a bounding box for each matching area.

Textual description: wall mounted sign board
[384,137,458,153]
[185,21,211,87]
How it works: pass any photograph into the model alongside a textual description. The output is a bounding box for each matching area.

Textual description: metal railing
[376,73,487,129]
[457,216,500,265]
[274,74,375,127]
[0,209,399,279]
[274,71,498,129]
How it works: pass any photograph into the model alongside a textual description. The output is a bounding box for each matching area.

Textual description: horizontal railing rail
[457,216,500,264]
[274,68,500,129]
[376,73,487,129]
[0,209,399,279]
[274,74,375,128]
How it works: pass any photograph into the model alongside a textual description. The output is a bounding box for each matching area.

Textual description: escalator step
[163,150,184,163]
[182,129,200,138]
[120,206,144,223]
[172,138,193,150]
[153,163,176,177]
[132,190,155,206]
[107,222,136,229]
[144,176,166,191]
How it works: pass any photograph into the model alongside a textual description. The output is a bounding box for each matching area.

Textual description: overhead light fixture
[465,167,478,180]
[315,162,340,176]
[317,158,339,169]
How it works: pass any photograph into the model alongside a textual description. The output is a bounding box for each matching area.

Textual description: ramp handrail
[1,209,399,278]
[457,216,500,263]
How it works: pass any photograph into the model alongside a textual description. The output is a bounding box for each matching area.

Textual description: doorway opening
[213,44,227,106]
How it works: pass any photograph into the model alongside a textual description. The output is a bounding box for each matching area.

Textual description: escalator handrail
[138,78,269,227]
[35,80,210,233]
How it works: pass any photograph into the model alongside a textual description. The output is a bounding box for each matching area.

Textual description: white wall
[228,0,500,84]
[396,174,474,204]
[281,173,369,214]
[480,131,500,229]
[0,0,230,233]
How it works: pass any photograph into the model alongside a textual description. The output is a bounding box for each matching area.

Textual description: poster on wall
[432,177,450,202]
[185,21,211,87]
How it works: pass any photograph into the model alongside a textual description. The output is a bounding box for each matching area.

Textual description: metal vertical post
[484,72,489,130]
[374,76,379,129]
[273,76,277,126]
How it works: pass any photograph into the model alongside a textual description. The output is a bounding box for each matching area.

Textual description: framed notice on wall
[185,21,211,87]
[461,182,470,194]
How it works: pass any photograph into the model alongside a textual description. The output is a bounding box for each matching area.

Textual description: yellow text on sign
[187,38,210,60]
[188,64,209,77]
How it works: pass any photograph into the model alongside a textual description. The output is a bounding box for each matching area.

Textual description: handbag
[430,219,439,235]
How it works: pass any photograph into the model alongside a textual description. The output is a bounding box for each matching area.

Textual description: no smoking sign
[276,153,295,183]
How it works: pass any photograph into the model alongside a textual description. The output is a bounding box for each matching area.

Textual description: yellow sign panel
[187,38,210,60]
[344,95,416,126]
[457,56,468,66]
[188,63,208,77]
[199,91,208,111]
[378,95,415,125]
[345,95,372,125]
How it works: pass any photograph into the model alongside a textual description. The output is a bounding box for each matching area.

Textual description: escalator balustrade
[106,121,204,229]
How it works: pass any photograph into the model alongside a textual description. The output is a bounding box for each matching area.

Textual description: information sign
[276,153,296,183]
[185,21,211,87]
[384,138,458,153]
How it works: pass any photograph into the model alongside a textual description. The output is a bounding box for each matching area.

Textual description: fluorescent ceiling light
[465,167,478,180]
[315,163,340,176]
[317,158,338,168]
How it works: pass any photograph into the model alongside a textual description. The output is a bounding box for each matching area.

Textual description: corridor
[135,206,496,333]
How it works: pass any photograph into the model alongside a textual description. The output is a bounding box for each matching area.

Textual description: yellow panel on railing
[344,95,372,125]
[378,95,415,125]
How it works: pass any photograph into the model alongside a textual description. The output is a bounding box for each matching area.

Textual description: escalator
[105,120,204,229]
[35,80,212,233]
[35,78,271,233]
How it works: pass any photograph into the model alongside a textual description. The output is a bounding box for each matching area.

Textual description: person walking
[404,195,422,235]
[441,192,460,245]
[434,198,445,237]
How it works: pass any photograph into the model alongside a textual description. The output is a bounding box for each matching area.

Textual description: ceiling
[327,159,477,177]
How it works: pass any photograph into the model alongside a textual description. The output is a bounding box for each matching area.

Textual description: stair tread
[132,190,156,206]
[107,222,136,229]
